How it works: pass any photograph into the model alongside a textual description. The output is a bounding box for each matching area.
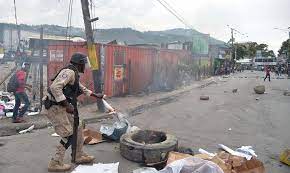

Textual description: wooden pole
[80,0,104,112]
[39,27,44,111]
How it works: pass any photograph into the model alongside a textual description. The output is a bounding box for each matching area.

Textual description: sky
[0,0,289,53]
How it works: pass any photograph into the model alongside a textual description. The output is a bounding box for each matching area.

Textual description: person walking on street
[12,62,31,123]
[278,65,282,76]
[43,53,105,172]
[264,66,271,82]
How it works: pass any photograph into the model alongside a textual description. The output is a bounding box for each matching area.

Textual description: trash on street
[100,121,128,141]
[166,151,192,165]
[27,111,39,116]
[198,148,215,157]
[218,144,252,160]
[283,91,290,96]
[83,128,104,145]
[19,125,34,134]
[134,157,223,173]
[236,146,257,157]
[200,95,210,100]
[254,85,265,94]
[51,133,60,137]
[72,162,119,173]
[232,89,238,93]
[280,149,290,166]
[133,167,159,173]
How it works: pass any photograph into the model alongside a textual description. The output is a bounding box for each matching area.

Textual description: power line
[64,0,74,50]
[155,0,193,29]
[65,0,73,41]
[160,0,189,26]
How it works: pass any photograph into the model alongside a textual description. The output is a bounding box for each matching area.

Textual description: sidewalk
[0,76,220,137]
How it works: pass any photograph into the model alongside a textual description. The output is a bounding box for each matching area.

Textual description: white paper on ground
[19,125,35,134]
[133,167,159,173]
[236,146,257,157]
[198,148,215,157]
[5,112,13,117]
[51,133,60,137]
[27,112,39,116]
[218,144,252,160]
[72,162,119,173]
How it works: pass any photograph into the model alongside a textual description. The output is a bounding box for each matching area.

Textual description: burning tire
[120,130,178,164]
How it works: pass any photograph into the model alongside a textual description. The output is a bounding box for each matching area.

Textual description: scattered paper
[27,112,39,116]
[72,162,119,173]
[19,125,35,134]
[236,146,257,157]
[51,133,60,137]
[198,148,215,157]
[218,144,252,160]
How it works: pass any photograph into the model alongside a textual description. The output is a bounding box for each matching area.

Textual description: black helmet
[70,53,87,65]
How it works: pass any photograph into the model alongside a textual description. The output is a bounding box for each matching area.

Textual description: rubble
[283,91,290,96]
[166,151,192,165]
[134,157,224,173]
[280,149,290,166]
[254,85,265,94]
[83,129,104,145]
[218,144,252,160]
[200,95,210,100]
[176,147,194,155]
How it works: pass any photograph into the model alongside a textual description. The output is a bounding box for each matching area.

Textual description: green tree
[234,43,247,60]
[278,39,290,58]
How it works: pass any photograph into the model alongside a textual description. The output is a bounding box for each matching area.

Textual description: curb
[0,115,48,137]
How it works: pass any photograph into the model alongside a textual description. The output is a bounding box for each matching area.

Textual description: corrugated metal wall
[47,42,99,104]
[48,43,191,99]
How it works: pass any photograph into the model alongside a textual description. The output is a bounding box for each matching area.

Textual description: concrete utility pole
[80,0,104,112]
[231,28,234,61]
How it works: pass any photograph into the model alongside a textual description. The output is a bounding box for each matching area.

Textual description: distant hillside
[0,23,84,37]
[94,28,225,45]
[0,23,225,45]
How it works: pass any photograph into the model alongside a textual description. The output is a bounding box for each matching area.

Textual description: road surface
[0,71,289,173]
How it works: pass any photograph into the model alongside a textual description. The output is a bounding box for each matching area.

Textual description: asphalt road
[0,71,289,173]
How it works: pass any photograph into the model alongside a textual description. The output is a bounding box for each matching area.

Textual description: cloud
[0,0,289,52]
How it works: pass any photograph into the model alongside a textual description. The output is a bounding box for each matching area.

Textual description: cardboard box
[166,151,192,165]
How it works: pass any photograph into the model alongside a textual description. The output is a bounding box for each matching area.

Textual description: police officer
[44,53,105,172]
